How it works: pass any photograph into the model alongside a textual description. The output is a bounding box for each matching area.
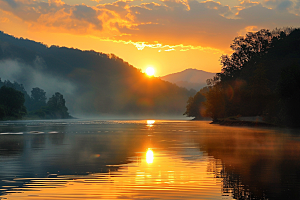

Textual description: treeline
[0,31,193,116]
[185,28,300,127]
[0,79,71,120]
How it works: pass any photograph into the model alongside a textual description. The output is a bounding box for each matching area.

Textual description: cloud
[0,0,299,52]
[0,16,9,23]
[110,0,243,50]
[277,1,293,10]
[73,4,103,30]
[237,3,299,27]
[0,0,108,34]
[262,0,300,14]
[3,0,17,8]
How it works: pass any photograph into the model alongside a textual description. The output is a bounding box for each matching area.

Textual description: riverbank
[210,118,276,127]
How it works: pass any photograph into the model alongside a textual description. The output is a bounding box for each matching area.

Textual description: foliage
[0,79,32,109]
[0,31,191,115]
[276,64,300,126]
[183,87,208,119]
[0,78,72,120]
[30,92,71,119]
[202,84,226,120]
[188,27,300,127]
[46,92,70,118]
[0,86,27,119]
[29,87,47,111]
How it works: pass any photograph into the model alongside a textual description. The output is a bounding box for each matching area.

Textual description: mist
[0,59,76,109]
[0,31,192,118]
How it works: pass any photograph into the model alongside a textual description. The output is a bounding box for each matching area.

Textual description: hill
[160,69,215,91]
[0,31,194,117]
[185,28,300,127]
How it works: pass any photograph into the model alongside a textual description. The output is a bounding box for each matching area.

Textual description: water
[0,119,300,200]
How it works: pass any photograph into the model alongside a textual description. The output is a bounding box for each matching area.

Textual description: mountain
[0,31,194,117]
[160,69,215,91]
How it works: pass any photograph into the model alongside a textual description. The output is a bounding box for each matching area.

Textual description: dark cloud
[0,0,73,22]
[238,4,300,27]
[277,1,293,11]
[73,4,103,30]
[0,0,299,51]
[3,0,17,8]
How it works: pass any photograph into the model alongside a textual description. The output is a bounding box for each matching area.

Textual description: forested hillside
[0,79,71,120]
[185,28,300,127]
[0,31,193,116]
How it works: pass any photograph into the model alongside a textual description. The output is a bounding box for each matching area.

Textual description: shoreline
[210,119,276,127]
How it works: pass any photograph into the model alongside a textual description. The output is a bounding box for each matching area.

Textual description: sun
[145,67,155,76]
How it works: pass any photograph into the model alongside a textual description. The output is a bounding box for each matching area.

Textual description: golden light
[146,120,155,127]
[145,67,155,76]
[147,120,155,125]
[146,148,154,164]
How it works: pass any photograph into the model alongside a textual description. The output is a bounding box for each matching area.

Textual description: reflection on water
[0,119,300,199]
[146,148,154,164]
[146,120,155,128]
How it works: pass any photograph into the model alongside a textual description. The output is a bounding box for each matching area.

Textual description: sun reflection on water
[0,120,233,200]
[1,149,228,200]
[146,148,154,164]
[146,120,155,128]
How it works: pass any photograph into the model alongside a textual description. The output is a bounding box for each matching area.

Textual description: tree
[212,29,289,84]
[0,86,27,119]
[202,84,226,121]
[30,87,47,111]
[183,87,208,119]
[46,92,70,119]
[1,79,32,111]
[277,64,300,127]
[197,28,300,127]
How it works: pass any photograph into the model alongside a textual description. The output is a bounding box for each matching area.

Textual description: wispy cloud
[0,0,299,52]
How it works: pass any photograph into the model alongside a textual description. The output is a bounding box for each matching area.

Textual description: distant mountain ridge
[160,69,215,91]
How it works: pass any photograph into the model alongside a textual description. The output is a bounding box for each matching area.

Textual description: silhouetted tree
[46,92,70,119]
[202,84,226,121]
[212,29,289,84]
[30,87,47,111]
[0,86,27,119]
[277,64,300,127]
[0,79,32,111]
[184,87,208,119]
[191,27,300,127]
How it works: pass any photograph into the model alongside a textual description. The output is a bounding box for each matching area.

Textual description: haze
[1,0,299,76]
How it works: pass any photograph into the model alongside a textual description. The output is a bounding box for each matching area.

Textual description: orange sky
[0,0,299,76]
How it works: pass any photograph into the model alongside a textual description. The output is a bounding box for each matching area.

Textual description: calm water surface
[0,119,300,200]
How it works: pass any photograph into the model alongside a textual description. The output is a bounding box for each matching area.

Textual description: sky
[0,0,299,76]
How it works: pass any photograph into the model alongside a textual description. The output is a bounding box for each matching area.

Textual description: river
[0,119,299,200]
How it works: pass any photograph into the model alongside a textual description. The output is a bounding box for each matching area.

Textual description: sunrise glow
[0,0,298,76]
[146,148,154,164]
[147,120,155,125]
[146,120,155,127]
[145,67,155,76]
[0,0,299,199]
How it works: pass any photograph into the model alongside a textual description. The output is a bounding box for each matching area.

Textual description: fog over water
[0,119,299,200]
